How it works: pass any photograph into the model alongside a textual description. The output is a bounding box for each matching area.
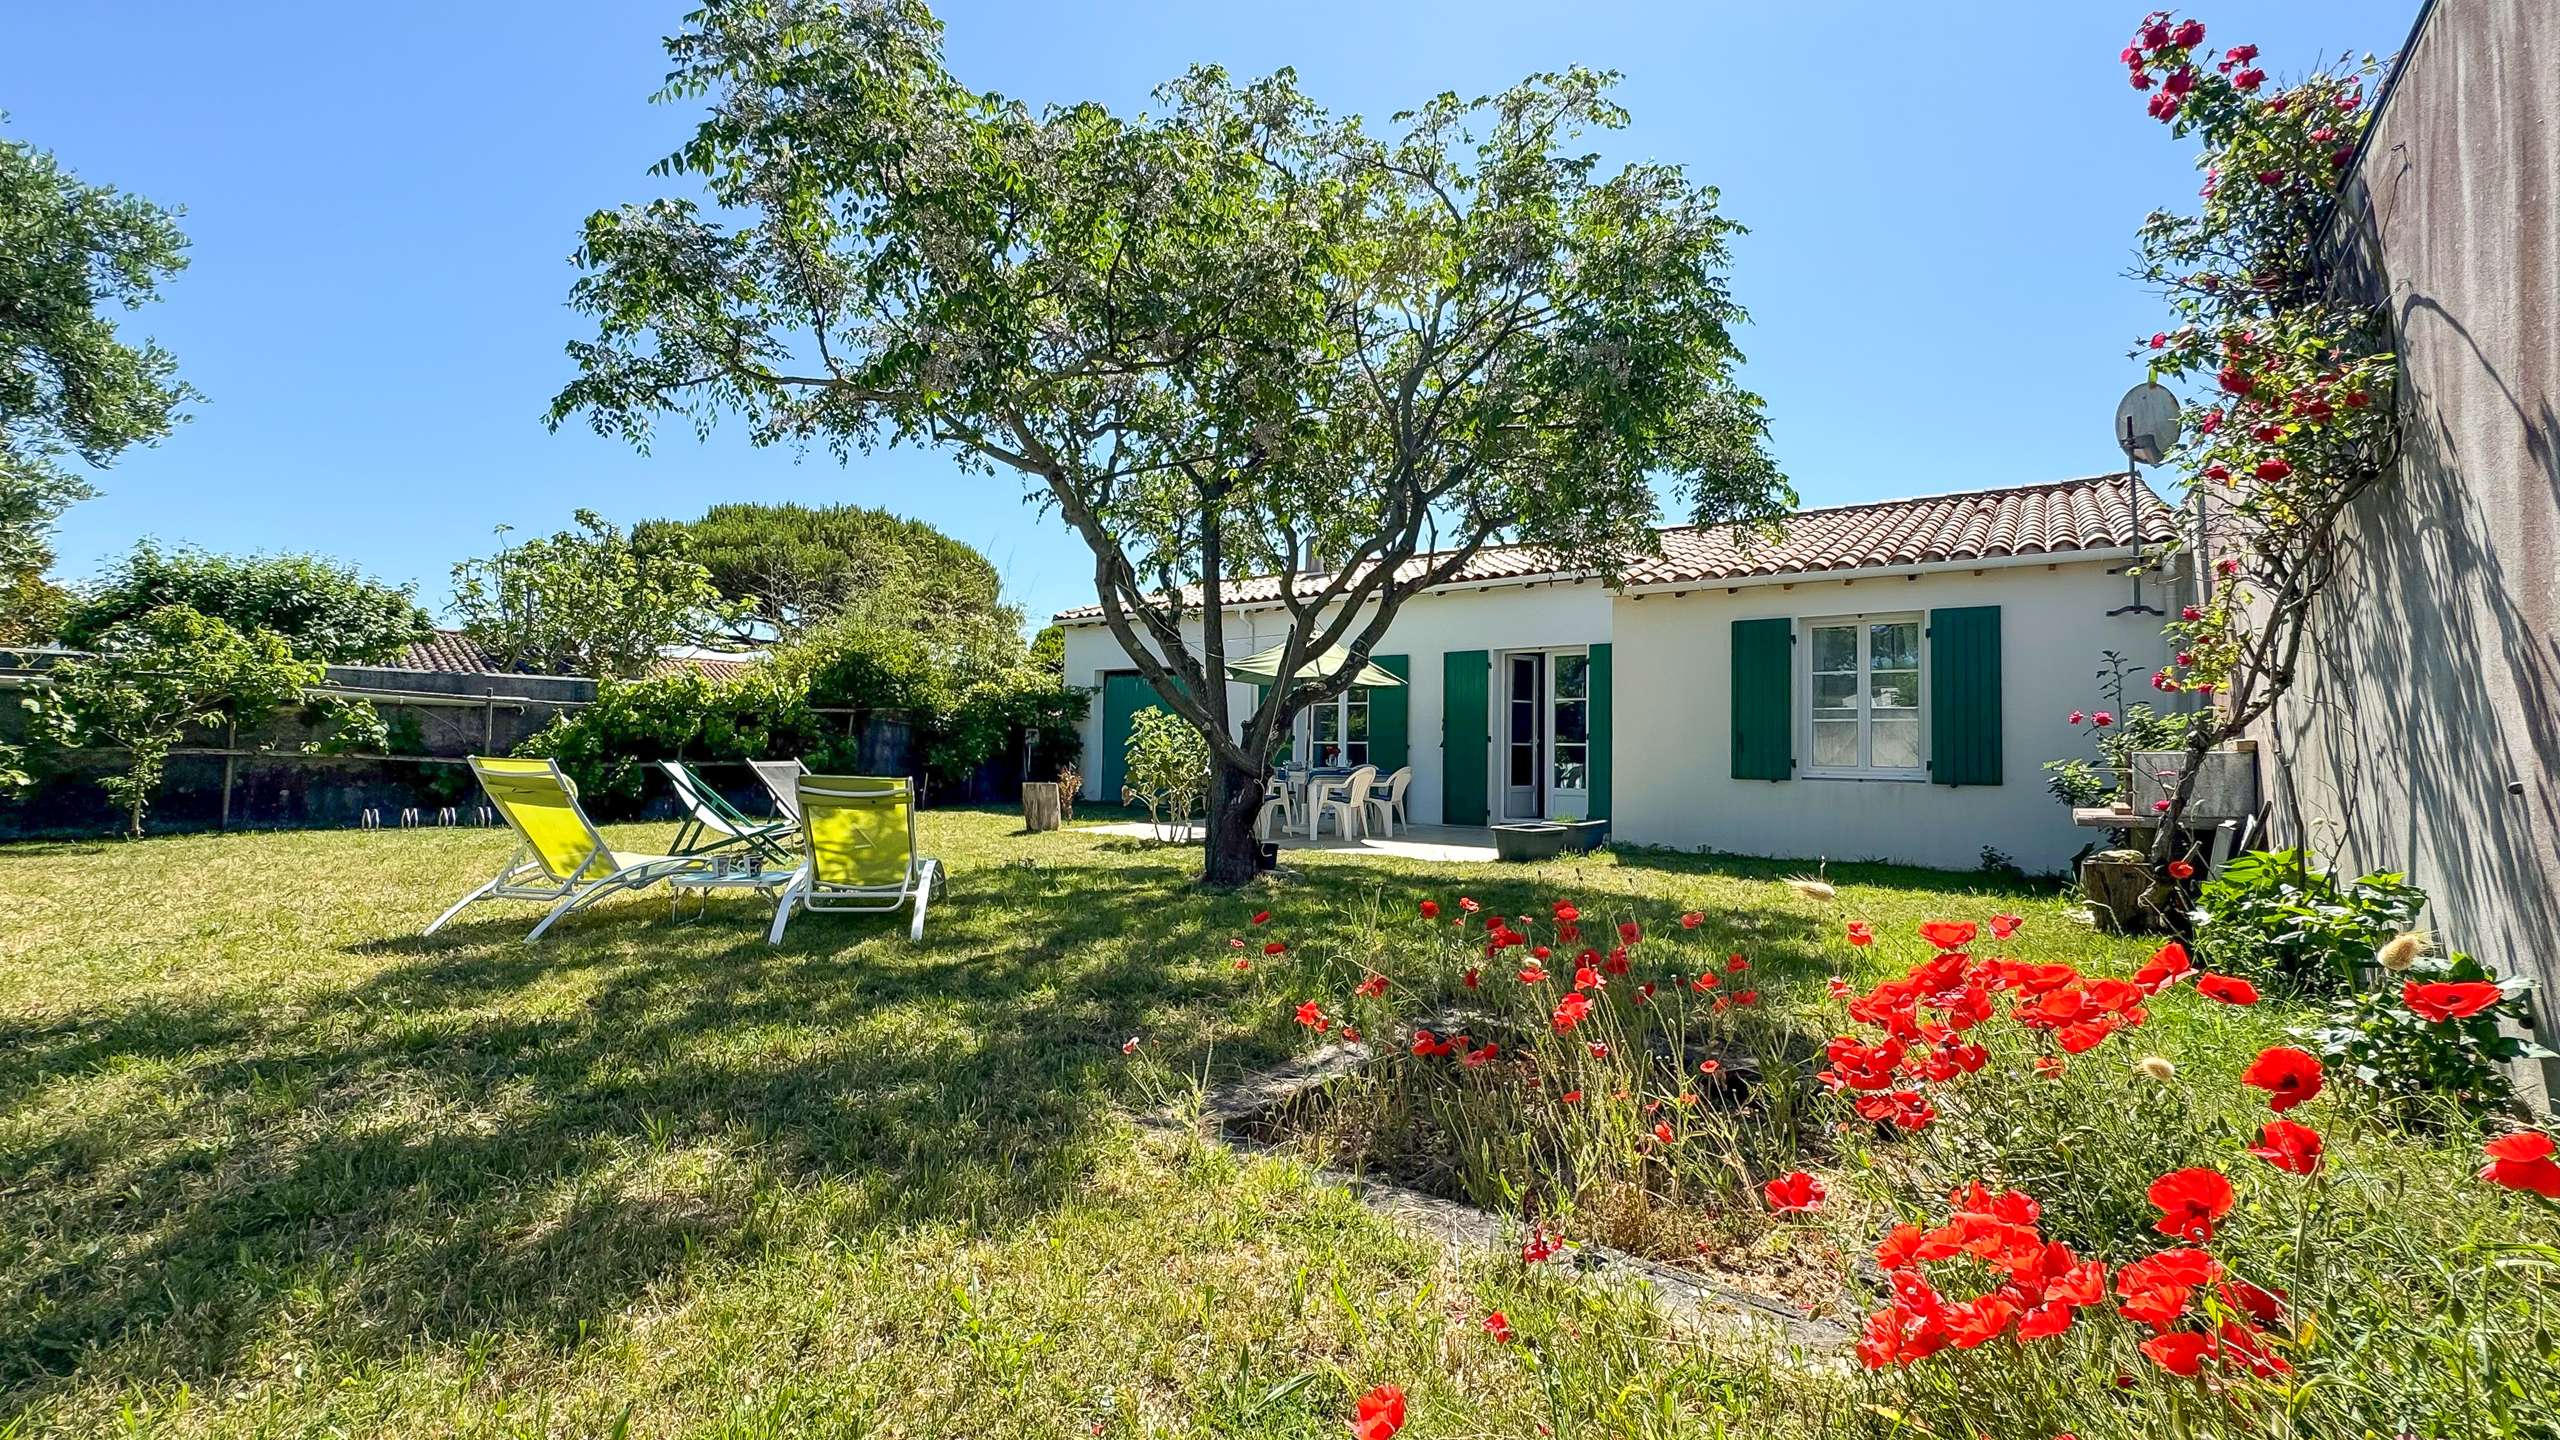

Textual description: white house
[1056,474,2183,873]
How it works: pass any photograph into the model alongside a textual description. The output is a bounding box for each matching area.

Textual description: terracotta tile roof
[385,629,766,681]
[1053,473,2174,621]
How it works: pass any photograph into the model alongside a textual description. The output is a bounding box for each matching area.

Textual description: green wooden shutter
[1731,619,1793,781]
[1099,672,1164,802]
[1368,655,1410,771]
[1441,650,1490,824]
[1587,643,1613,821]
[1929,606,2003,786]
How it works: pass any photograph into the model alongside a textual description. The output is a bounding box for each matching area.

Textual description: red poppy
[1618,921,1641,943]
[1418,900,1439,919]
[1462,1041,1500,1069]
[1351,1383,1406,1440]
[1516,962,1549,986]
[1295,1001,1325,1028]
[2168,859,2195,879]
[1989,913,2023,939]
[1461,967,1480,989]
[2197,973,2260,1005]
[1251,910,1271,926]
[1121,1035,1140,1054]
[2241,1045,2324,1111]
[2404,980,2503,1023]
[2247,1119,2323,1175]
[1264,941,1288,955]
[1552,900,1581,924]
[2148,1168,2235,1242]
[2141,1330,2215,1377]
[2483,1131,2560,1196]
[1918,920,1978,952]
[1681,911,1705,929]
[1573,964,1602,990]
[2215,1319,2292,1378]
[1409,1029,1453,1058]
[1652,1120,1675,1144]
[1764,1171,1826,1213]
[2033,1055,2066,1079]
[1698,1058,1722,1076]
[1551,992,1592,1033]
[1558,1089,1582,1103]
[1520,1226,1564,1263]
[1846,922,1874,947]
[1354,973,1389,998]
[1482,1311,1513,1343]
[1233,958,1251,972]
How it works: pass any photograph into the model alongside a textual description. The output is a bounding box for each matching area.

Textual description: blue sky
[6,0,2416,629]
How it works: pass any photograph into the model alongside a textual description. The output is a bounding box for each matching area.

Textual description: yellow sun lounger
[423,756,713,942]
[765,775,943,944]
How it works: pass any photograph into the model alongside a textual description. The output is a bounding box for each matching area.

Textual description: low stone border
[1146,1040,1851,1357]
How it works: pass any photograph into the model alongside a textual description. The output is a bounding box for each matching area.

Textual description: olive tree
[552,0,1789,883]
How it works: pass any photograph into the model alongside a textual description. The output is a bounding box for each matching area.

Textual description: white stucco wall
[1610,559,2177,873]
[1058,578,1616,823]
[1058,556,2176,873]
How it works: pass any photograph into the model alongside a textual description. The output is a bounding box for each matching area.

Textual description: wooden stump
[2080,848,2171,934]
[1022,782,1063,833]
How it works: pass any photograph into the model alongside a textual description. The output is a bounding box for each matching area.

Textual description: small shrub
[1121,708,1208,840]
[2305,949,2546,1119]
[2191,848,2424,995]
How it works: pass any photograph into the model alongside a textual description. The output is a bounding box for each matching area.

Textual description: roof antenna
[2107,382,2177,618]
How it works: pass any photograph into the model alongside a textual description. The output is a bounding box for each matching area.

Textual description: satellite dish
[2114,383,2183,465]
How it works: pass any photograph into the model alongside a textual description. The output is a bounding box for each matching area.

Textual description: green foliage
[2307,950,2545,1120]
[2193,848,2425,995]
[635,501,1012,642]
[1027,624,1064,680]
[61,542,431,663]
[1119,708,1208,839]
[448,509,748,679]
[551,0,1791,882]
[516,615,1084,815]
[1,123,197,639]
[31,604,319,837]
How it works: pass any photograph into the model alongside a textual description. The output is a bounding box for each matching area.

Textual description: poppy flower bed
[1238,881,2560,1437]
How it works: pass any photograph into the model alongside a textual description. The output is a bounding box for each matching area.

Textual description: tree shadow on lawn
[1606,843,2078,901]
[0,850,1291,1408]
[0,832,1862,1412]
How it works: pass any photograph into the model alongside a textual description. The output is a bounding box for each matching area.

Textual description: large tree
[0,124,197,643]
[553,0,1789,883]
[635,500,1011,642]
[62,541,431,663]
[448,510,744,679]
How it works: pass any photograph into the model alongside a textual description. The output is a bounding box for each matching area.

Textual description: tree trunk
[1202,761,1267,887]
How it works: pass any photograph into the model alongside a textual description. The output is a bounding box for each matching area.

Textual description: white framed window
[1801,614,1925,779]
[1308,687,1370,768]
[1550,651,1590,793]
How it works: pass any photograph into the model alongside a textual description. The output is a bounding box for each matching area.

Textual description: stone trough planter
[1492,822,1570,862]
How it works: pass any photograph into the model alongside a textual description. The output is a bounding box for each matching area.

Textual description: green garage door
[1098,671,1166,804]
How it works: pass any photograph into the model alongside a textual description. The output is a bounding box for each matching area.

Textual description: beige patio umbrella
[1222,641,1404,688]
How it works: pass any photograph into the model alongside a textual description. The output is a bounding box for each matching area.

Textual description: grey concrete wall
[2260,0,2560,1078]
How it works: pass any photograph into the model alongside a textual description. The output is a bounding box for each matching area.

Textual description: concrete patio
[1081,820,1501,863]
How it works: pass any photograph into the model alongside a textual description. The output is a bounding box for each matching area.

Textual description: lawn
[1,812,2551,1437]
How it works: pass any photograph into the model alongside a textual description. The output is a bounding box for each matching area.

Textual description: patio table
[1280,767,1354,837]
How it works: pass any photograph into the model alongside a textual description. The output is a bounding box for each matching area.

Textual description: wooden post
[220,718,238,830]
[1022,782,1063,833]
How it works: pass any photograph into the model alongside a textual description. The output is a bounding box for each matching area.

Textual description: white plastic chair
[1364,765,1412,837]
[1313,765,1378,840]
[1258,772,1295,839]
